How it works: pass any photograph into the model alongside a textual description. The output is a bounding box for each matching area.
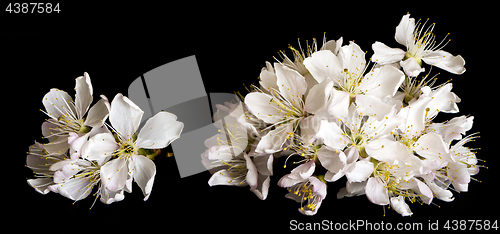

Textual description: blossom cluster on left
[26,73,184,208]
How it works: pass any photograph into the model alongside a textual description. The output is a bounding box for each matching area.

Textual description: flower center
[113,138,138,159]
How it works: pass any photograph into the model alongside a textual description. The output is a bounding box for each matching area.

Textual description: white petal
[57,177,92,201]
[101,157,129,192]
[317,147,346,175]
[135,111,184,149]
[360,65,405,99]
[275,63,307,110]
[84,95,109,127]
[414,133,453,162]
[244,92,286,124]
[81,133,119,165]
[74,73,93,119]
[428,182,454,202]
[278,161,315,187]
[255,123,292,154]
[338,42,366,76]
[397,96,432,139]
[253,154,273,176]
[258,61,278,92]
[400,58,425,77]
[251,174,270,200]
[365,138,411,164]
[132,155,156,200]
[244,154,258,190]
[395,14,415,46]
[304,79,333,114]
[42,88,76,120]
[345,160,374,183]
[422,83,460,119]
[355,95,394,120]
[316,120,348,149]
[303,50,343,84]
[100,186,125,204]
[365,177,389,205]
[422,50,465,74]
[326,89,350,120]
[109,93,144,140]
[371,42,406,65]
[390,196,413,216]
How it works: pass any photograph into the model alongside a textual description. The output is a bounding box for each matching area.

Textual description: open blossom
[81,93,183,200]
[201,17,482,216]
[245,63,332,153]
[202,99,273,200]
[278,161,327,216]
[40,73,109,155]
[304,42,405,120]
[372,14,465,77]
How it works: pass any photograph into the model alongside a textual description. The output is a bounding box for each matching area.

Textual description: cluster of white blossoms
[203,14,483,216]
[26,72,184,208]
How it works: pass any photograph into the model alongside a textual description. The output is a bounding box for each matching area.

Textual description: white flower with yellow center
[304,41,405,120]
[372,14,465,77]
[40,72,109,156]
[245,63,332,153]
[81,93,184,200]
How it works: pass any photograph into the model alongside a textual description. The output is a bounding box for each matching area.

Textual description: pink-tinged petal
[101,157,129,192]
[309,176,327,199]
[135,111,184,149]
[422,50,465,74]
[132,155,156,200]
[109,93,143,140]
[371,42,406,65]
[366,177,389,205]
[395,14,415,46]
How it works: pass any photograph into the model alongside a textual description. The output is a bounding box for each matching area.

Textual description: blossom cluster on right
[202,13,483,216]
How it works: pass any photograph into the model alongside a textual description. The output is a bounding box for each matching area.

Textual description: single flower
[372,14,465,76]
[81,93,183,200]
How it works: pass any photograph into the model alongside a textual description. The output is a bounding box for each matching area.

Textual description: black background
[5,3,498,232]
